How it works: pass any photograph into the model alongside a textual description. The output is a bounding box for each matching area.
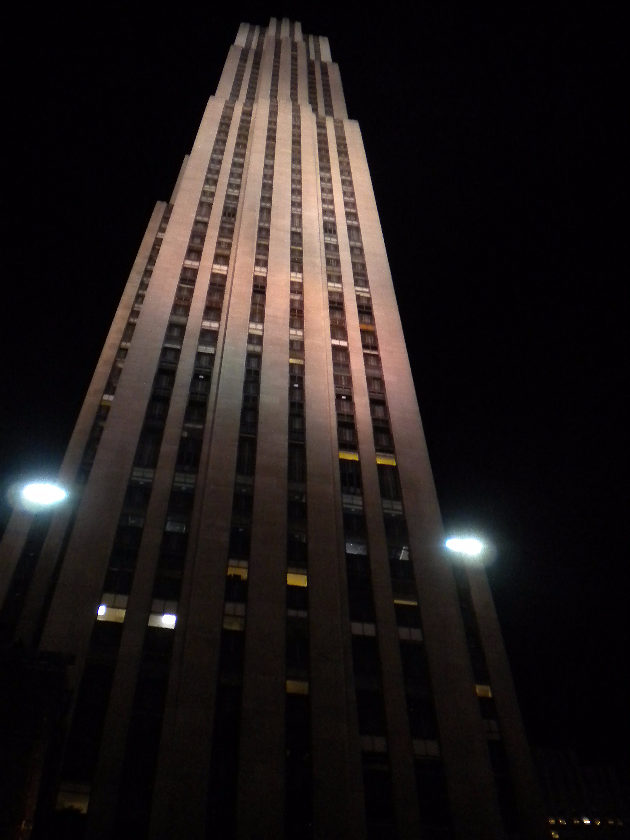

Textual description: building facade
[0,18,544,840]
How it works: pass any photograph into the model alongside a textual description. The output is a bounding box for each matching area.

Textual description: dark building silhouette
[0,18,545,840]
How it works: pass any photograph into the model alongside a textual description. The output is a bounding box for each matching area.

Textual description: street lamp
[444,534,494,564]
[21,482,68,507]
[8,480,69,513]
[445,535,484,558]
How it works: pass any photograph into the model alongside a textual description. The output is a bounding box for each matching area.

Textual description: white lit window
[148,599,178,628]
[96,593,127,623]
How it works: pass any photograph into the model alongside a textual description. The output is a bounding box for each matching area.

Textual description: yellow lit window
[56,784,90,815]
[475,684,493,698]
[376,454,396,466]
[286,679,309,695]
[339,450,359,461]
[287,571,308,587]
[227,560,248,579]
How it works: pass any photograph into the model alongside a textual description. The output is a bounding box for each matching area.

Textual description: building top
[236,18,332,61]
[214,18,346,119]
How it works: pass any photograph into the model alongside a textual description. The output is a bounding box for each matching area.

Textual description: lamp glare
[21,482,67,506]
[445,536,484,557]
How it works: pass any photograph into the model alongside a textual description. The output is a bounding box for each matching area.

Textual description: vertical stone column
[304,112,366,840]
[236,98,289,840]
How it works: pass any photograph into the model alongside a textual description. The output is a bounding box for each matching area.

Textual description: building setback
[0,18,545,840]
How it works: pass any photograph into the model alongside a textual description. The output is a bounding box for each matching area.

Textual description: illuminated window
[286,679,309,695]
[287,571,308,587]
[475,684,493,698]
[96,593,127,623]
[148,598,178,629]
[56,783,90,815]
[227,559,248,579]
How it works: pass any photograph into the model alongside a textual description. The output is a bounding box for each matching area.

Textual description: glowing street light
[20,482,68,507]
[7,479,69,514]
[445,536,485,558]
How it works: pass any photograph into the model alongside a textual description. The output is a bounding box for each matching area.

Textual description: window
[377,464,401,501]
[339,458,362,495]
[176,434,202,471]
[352,636,381,687]
[336,394,354,416]
[337,422,356,445]
[400,642,430,690]
[289,413,305,441]
[189,374,211,397]
[236,437,256,476]
[165,323,185,343]
[288,444,306,483]
[414,760,452,830]
[356,690,386,734]
[287,531,307,567]
[229,525,251,559]
[332,346,350,366]
[286,618,309,673]
[134,431,161,468]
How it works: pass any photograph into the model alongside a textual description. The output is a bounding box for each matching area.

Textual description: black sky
[1,5,626,773]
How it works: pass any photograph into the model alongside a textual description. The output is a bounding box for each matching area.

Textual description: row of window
[78,204,172,483]
[206,99,276,839]
[82,105,253,832]
[108,101,256,836]
[318,117,453,833]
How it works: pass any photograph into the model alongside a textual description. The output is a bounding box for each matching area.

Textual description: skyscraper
[0,18,544,840]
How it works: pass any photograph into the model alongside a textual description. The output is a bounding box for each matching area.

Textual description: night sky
[1,5,626,776]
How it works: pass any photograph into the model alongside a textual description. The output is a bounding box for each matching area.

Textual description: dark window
[400,641,430,690]
[134,430,161,468]
[362,756,396,835]
[236,436,256,476]
[286,618,309,673]
[377,464,401,501]
[287,531,307,568]
[176,434,202,471]
[229,525,251,559]
[407,694,438,739]
[287,585,308,612]
[356,690,386,734]
[339,458,362,495]
[414,760,452,831]
[288,444,306,483]
[352,636,380,678]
